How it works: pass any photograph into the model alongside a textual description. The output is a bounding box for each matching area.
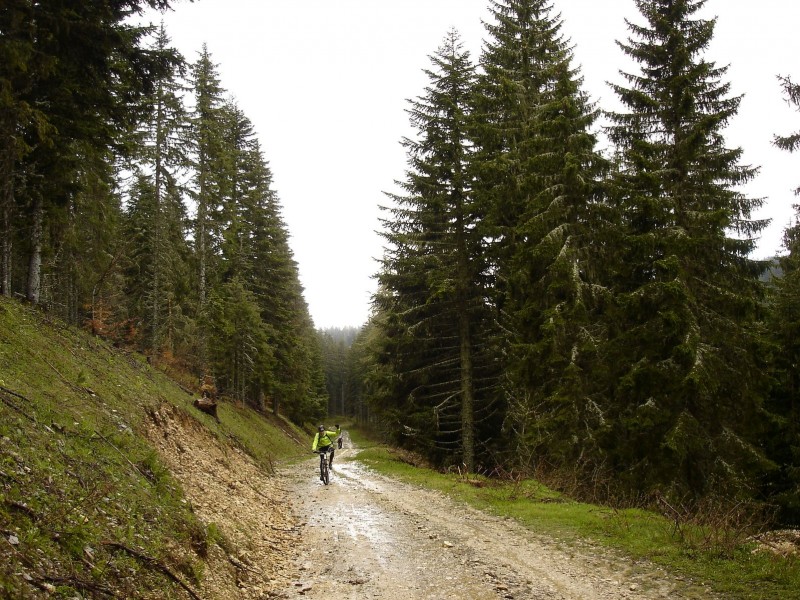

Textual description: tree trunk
[1,175,11,297]
[1,125,14,297]
[459,300,475,473]
[456,194,475,473]
[197,153,207,308]
[193,397,218,420]
[26,195,43,305]
[152,88,164,349]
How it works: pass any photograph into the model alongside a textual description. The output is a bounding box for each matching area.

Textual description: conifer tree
[320,332,350,416]
[376,30,500,470]
[45,145,127,332]
[244,162,324,419]
[206,276,274,404]
[0,1,178,304]
[203,98,325,417]
[204,99,270,404]
[470,0,610,471]
[604,0,772,497]
[765,74,800,519]
[346,323,377,424]
[0,0,32,298]
[218,100,260,281]
[773,76,800,186]
[189,45,227,311]
[122,170,191,352]
[130,24,190,352]
[765,214,800,519]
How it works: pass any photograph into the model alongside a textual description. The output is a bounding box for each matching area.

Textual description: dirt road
[276,433,714,600]
[148,408,713,599]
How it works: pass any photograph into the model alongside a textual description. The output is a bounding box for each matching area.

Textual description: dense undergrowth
[347,427,800,600]
[0,297,306,598]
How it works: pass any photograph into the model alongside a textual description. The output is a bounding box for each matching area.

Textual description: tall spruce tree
[773,75,800,185]
[604,0,772,497]
[204,98,268,404]
[765,74,800,521]
[206,98,325,418]
[189,45,227,312]
[376,30,500,471]
[122,168,192,353]
[218,99,259,282]
[0,0,34,298]
[470,0,611,472]
[129,23,190,352]
[246,172,325,421]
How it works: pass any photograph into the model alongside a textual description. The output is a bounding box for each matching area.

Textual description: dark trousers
[319,445,334,464]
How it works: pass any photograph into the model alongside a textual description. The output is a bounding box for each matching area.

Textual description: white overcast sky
[146,0,800,330]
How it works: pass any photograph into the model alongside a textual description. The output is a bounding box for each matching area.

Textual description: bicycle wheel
[320,454,329,485]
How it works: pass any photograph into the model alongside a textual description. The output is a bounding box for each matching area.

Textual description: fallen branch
[0,384,29,402]
[0,385,36,422]
[102,541,203,600]
[227,554,263,575]
[37,575,116,598]
[0,469,21,483]
[0,540,106,599]
[94,431,150,482]
[35,351,82,393]
[3,499,38,521]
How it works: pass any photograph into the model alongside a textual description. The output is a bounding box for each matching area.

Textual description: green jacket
[312,427,340,452]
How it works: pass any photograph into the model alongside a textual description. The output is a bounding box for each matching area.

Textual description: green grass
[0,298,305,597]
[215,401,308,467]
[349,429,800,600]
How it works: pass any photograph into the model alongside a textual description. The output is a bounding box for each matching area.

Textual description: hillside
[0,297,305,598]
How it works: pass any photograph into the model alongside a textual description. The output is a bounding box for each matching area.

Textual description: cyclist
[312,423,341,470]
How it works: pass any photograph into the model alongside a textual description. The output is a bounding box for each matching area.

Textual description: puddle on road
[306,502,395,567]
[333,461,382,492]
[342,504,393,567]
[305,462,397,568]
[292,456,523,599]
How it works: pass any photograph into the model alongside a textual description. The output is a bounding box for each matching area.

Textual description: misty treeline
[334,0,800,523]
[0,1,327,424]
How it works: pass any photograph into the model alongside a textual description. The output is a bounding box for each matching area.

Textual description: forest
[1,0,799,524]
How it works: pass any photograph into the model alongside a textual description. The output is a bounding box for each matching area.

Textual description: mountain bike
[315,447,333,485]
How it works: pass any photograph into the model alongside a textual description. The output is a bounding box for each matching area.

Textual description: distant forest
[1,1,799,523]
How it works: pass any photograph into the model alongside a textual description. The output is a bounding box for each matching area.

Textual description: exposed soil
[145,404,301,599]
[147,407,718,599]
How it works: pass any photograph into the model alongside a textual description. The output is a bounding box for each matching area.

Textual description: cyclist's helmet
[318,425,325,432]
